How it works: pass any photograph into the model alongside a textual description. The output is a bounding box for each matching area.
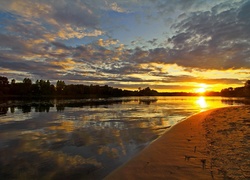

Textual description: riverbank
[105,106,250,179]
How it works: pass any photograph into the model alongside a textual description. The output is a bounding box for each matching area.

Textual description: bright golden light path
[196,96,208,109]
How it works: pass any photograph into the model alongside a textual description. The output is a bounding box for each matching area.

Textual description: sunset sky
[0,0,250,92]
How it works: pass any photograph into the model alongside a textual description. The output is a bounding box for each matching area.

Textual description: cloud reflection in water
[0,96,247,179]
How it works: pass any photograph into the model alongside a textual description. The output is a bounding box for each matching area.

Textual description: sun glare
[196,87,206,93]
[196,96,208,109]
[195,83,207,94]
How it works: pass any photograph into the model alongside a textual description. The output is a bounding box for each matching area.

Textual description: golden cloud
[97,39,119,47]
[51,58,76,70]
[57,26,103,40]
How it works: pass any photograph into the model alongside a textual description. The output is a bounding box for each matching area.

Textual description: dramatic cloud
[166,0,250,70]
[0,0,249,91]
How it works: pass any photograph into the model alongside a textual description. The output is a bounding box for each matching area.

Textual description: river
[0,96,247,179]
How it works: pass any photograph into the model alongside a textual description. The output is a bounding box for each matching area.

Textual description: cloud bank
[0,0,249,91]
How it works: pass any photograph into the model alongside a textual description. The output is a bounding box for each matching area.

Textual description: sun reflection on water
[0,96,246,179]
[196,96,208,109]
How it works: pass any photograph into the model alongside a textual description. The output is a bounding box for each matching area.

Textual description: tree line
[1,76,249,98]
[0,76,158,98]
[220,80,250,97]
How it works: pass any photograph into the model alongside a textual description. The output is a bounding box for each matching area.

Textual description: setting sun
[195,84,208,94]
[196,87,206,93]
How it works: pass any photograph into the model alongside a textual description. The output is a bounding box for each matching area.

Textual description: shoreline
[105,106,250,179]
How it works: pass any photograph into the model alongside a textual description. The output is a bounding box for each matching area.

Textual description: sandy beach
[105,106,250,180]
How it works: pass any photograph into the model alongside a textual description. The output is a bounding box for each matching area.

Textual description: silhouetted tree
[138,87,158,96]
[0,75,161,98]
[11,79,15,85]
[0,76,9,95]
[0,76,9,85]
[23,78,32,85]
[38,80,53,95]
[221,80,250,97]
[245,80,250,88]
[21,78,33,95]
[244,80,250,97]
[56,80,66,95]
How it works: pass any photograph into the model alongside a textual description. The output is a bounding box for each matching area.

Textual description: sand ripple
[203,106,250,179]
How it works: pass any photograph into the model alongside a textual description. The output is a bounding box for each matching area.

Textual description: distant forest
[221,80,250,97]
[0,76,159,98]
[0,76,249,98]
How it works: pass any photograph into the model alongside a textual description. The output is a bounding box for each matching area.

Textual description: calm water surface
[0,96,247,179]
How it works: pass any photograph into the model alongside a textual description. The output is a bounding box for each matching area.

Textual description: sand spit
[105,106,250,180]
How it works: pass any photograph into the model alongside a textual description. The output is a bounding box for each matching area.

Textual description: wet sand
[105,106,250,179]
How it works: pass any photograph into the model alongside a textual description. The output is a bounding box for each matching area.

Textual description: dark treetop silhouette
[0,76,249,98]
